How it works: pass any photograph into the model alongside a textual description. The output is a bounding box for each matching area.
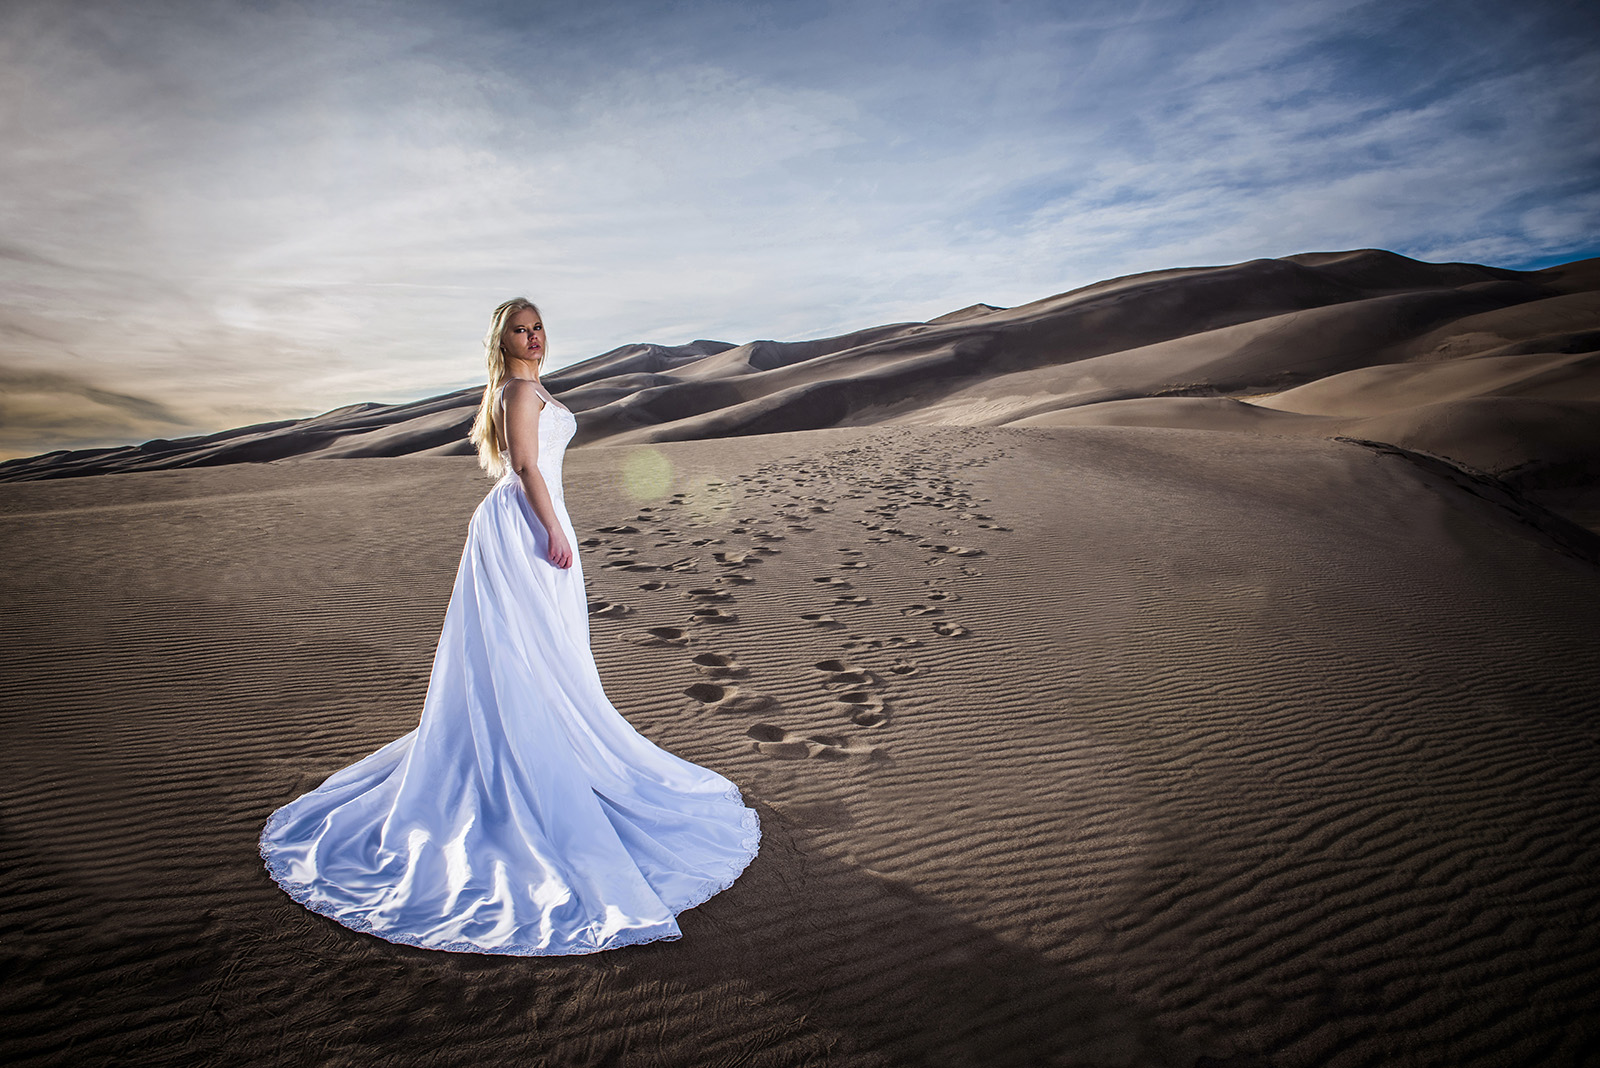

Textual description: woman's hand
[547,528,574,569]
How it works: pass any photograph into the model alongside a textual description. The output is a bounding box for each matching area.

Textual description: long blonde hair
[469,297,542,478]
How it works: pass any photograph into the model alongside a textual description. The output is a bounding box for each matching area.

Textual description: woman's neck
[505,356,542,381]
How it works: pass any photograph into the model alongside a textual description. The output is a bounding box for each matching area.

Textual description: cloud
[0,0,1595,458]
[0,365,191,459]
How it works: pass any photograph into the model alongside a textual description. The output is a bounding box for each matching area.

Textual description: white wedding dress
[260,392,760,955]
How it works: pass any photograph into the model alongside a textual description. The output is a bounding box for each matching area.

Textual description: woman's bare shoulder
[501,377,548,412]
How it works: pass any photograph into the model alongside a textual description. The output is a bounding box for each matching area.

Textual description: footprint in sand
[746,723,881,762]
[813,658,872,686]
[800,612,844,628]
[929,545,985,557]
[690,651,747,678]
[900,604,944,617]
[713,551,761,568]
[838,561,870,571]
[580,537,604,547]
[621,626,691,647]
[834,593,872,606]
[719,573,756,586]
[887,658,920,677]
[813,659,889,727]
[587,600,631,619]
[683,587,733,602]
[932,621,969,637]
[834,693,888,728]
[597,524,641,535]
[688,606,738,625]
[924,589,961,604]
[684,682,774,715]
[637,580,672,591]
[812,575,851,589]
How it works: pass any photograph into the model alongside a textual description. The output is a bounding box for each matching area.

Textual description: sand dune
[7,250,1598,533]
[4,249,1600,1066]
[3,426,1599,1066]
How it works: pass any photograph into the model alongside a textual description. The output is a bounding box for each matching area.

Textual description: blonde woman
[260,299,760,955]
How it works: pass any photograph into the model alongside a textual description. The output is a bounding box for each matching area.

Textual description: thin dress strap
[498,378,565,412]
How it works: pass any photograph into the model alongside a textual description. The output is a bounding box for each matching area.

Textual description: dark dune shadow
[583,804,1228,1068]
[0,796,1236,1068]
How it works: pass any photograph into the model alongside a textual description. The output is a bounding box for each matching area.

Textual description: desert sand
[4,251,1600,1067]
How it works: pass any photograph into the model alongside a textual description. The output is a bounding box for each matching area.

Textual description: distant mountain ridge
[5,250,1598,527]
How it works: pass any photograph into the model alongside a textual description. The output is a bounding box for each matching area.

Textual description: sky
[1,0,1596,459]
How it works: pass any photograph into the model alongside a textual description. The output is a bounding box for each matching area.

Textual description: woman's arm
[502,379,574,569]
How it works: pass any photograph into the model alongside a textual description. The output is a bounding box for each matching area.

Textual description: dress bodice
[497,384,576,499]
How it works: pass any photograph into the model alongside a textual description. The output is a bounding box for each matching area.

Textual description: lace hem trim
[259,782,760,957]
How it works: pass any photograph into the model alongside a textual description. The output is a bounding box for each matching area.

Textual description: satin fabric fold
[261,401,759,954]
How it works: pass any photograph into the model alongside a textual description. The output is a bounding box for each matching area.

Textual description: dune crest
[5,249,1597,528]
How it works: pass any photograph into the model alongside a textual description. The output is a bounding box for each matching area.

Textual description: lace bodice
[496,384,576,499]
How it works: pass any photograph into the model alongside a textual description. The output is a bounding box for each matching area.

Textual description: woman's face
[502,308,546,365]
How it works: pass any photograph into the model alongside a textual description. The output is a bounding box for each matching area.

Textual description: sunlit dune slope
[6,250,1597,524]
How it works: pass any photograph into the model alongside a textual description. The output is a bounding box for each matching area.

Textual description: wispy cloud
[0,0,1595,457]
[0,366,189,457]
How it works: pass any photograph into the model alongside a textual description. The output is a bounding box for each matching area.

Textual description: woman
[260,299,760,955]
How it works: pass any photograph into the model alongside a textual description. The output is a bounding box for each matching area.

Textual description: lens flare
[620,448,674,502]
